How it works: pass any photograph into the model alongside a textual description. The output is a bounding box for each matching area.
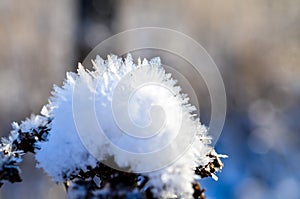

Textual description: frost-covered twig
[0,54,225,199]
[0,115,50,186]
[195,149,226,181]
[0,120,222,198]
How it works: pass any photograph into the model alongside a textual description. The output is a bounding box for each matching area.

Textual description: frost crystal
[0,54,224,199]
[0,115,49,186]
[35,72,98,182]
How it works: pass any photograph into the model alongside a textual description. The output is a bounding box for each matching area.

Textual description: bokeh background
[0,0,300,198]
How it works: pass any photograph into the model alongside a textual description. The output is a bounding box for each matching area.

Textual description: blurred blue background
[0,0,300,198]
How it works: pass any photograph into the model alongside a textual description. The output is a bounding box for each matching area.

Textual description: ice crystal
[0,54,224,199]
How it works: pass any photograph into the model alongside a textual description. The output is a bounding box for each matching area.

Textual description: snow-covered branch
[0,55,225,199]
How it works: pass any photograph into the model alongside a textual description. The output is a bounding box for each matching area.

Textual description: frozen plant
[0,54,225,199]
